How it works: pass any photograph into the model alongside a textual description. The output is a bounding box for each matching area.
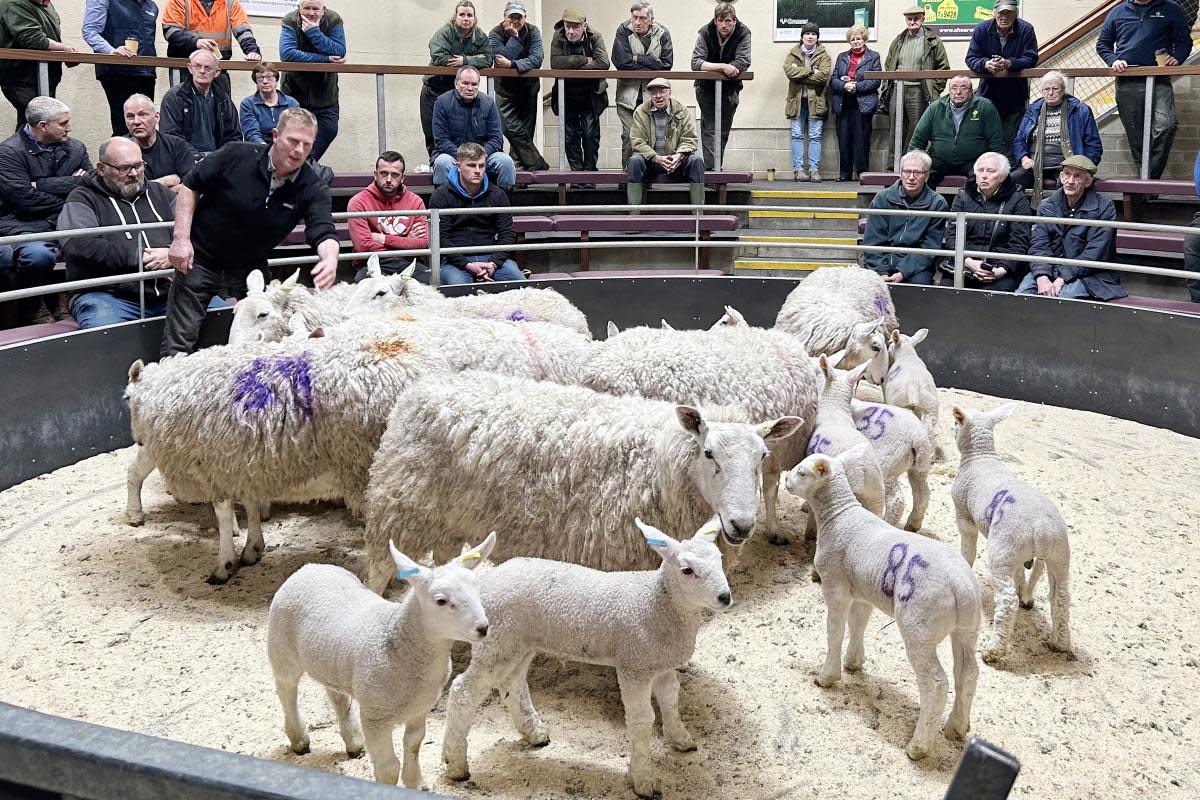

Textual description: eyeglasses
[190,64,218,74]
[900,169,928,177]
[256,73,279,81]
[101,161,147,175]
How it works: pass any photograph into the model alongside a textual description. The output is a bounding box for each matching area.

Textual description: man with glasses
[347,150,430,282]
[625,77,704,208]
[909,74,1004,188]
[124,93,198,191]
[1011,71,1101,195]
[861,149,947,285]
[159,48,241,158]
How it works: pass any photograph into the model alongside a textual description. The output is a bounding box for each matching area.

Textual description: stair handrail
[1037,0,1123,64]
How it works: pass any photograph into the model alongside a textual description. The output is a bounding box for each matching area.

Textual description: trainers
[794,170,809,182]
[810,171,822,183]
[31,300,55,326]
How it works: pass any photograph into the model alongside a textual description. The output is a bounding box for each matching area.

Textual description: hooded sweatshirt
[427,167,514,268]
[347,179,429,256]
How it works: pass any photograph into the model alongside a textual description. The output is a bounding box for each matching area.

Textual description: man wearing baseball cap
[1020,155,1127,301]
[965,0,1039,160]
[626,77,705,208]
[881,6,949,165]
[549,8,609,178]
[488,1,550,171]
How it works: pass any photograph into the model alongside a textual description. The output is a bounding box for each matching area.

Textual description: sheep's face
[635,518,732,611]
[390,533,496,643]
[785,453,833,499]
[228,293,289,345]
[677,407,805,547]
[707,305,748,330]
[840,318,889,383]
[342,275,397,317]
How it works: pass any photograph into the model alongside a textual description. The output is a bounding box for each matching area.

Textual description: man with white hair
[1011,71,1102,195]
[909,74,1004,188]
[123,93,198,190]
[941,152,1031,291]
[158,48,241,158]
[862,150,946,285]
[612,2,673,167]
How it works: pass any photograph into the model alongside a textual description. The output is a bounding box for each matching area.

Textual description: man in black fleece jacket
[427,141,525,285]
[162,107,338,355]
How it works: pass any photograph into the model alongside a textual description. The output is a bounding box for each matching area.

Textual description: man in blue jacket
[1011,71,1102,194]
[1096,0,1192,179]
[862,150,947,285]
[431,66,516,193]
[965,0,1037,160]
[488,1,548,171]
[82,0,160,137]
[1181,150,1200,302]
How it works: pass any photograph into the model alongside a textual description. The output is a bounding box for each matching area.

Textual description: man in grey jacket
[612,1,673,167]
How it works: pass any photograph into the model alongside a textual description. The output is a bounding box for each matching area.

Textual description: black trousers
[836,98,872,179]
[496,83,548,170]
[160,262,247,356]
[626,152,705,184]
[420,84,440,160]
[1183,213,1200,303]
[562,102,601,171]
[99,74,156,136]
[696,82,739,170]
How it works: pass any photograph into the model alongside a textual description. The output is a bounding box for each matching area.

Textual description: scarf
[801,44,817,57]
[1032,98,1075,207]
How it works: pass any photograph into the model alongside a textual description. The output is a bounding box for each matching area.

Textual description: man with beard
[347,150,430,282]
[57,137,179,328]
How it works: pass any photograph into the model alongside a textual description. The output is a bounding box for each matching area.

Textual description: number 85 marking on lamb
[880,542,929,602]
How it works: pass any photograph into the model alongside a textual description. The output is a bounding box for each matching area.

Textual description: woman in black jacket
[942,152,1031,292]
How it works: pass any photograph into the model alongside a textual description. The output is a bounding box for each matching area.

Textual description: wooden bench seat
[1112,295,1199,315]
[282,215,556,247]
[549,214,740,271]
[0,318,80,348]
[528,170,752,204]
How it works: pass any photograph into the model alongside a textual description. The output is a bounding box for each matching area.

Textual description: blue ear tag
[395,567,421,580]
[644,536,669,547]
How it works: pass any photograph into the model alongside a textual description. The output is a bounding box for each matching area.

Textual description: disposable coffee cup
[766,168,776,181]
[1155,50,1169,66]
[124,37,139,55]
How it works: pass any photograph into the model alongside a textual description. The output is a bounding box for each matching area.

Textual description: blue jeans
[1016,273,1094,299]
[440,259,525,285]
[310,105,339,162]
[71,291,226,329]
[791,99,824,172]
[432,152,517,187]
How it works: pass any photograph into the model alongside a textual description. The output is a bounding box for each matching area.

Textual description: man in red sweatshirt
[347,150,430,282]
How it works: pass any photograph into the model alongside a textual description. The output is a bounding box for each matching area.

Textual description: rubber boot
[627,182,643,215]
[689,182,705,208]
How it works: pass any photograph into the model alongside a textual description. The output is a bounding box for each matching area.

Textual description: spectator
[431,66,516,192]
[862,150,947,286]
[626,78,704,208]
[549,8,609,178]
[784,22,831,183]
[239,62,298,144]
[488,1,549,172]
[1012,71,1102,197]
[691,2,751,170]
[280,0,345,162]
[56,137,178,328]
[941,152,1031,292]
[831,23,882,182]
[420,1,492,161]
[162,0,260,95]
[909,74,1004,188]
[1096,0,1191,179]
[1183,150,1200,303]
[612,1,673,168]
[161,107,338,355]
[124,93,197,190]
[347,151,430,283]
[83,0,159,137]
[0,0,76,133]
[1019,155,1127,301]
[427,141,524,286]
[965,0,1038,160]
[0,96,90,324]
[159,49,241,158]
[881,6,949,165]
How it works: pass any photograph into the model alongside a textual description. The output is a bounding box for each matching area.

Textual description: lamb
[849,398,933,532]
[267,532,496,789]
[785,448,981,761]
[363,371,803,593]
[950,404,1072,664]
[774,267,897,365]
[227,268,397,346]
[708,304,747,329]
[441,518,731,798]
[580,323,819,546]
[883,328,943,460]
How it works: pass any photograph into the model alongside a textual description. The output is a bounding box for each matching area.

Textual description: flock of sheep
[120,263,1072,796]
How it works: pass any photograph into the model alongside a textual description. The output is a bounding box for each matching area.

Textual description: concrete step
[736,233,859,260]
[749,188,859,210]
[746,209,860,231]
[732,257,859,277]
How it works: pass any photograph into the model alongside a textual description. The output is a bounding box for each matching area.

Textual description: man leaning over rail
[964,0,1038,161]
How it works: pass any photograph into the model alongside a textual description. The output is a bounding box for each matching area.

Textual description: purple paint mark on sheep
[985,489,1016,528]
[887,364,901,381]
[233,352,315,424]
[856,406,894,441]
[880,542,930,602]
[233,357,275,422]
[273,353,315,419]
[807,434,832,456]
[505,310,529,322]
[873,294,888,314]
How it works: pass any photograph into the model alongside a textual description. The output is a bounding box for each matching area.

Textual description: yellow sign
[936,0,958,21]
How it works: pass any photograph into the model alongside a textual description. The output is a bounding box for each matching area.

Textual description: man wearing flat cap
[965,0,1039,160]
[882,6,949,164]
[626,78,705,208]
[1020,155,1127,301]
[550,8,609,179]
[488,0,550,171]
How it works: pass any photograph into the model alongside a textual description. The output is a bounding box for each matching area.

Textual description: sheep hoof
[1023,559,1034,569]
[444,766,471,782]
[814,672,839,689]
[981,646,1005,665]
[767,534,790,546]
[1019,598,1035,610]
[905,741,931,761]
[207,562,237,585]
[943,721,969,741]
[290,739,311,756]
[632,775,661,799]
[525,729,550,748]
[126,511,145,527]
[843,658,864,673]
[667,734,697,752]
[810,568,822,583]
[346,747,365,759]
[903,520,922,533]
[240,545,264,567]
[1047,639,1072,655]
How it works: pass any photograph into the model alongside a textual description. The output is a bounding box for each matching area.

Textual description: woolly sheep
[580,324,819,546]
[884,328,943,460]
[267,532,496,788]
[227,269,396,346]
[785,448,981,761]
[363,371,803,593]
[950,404,1072,664]
[442,518,731,798]
[774,267,897,363]
[708,305,747,330]
[849,398,933,532]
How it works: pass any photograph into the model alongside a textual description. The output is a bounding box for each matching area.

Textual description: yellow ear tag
[459,551,482,563]
[698,524,720,542]
[760,422,773,436]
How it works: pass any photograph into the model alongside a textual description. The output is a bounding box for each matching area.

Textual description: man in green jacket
[909,75,1004,187]
[626,77,704,208]
[0,0,77,132]
[881,6,949,165]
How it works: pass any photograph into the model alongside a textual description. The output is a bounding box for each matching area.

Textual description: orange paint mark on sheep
[393,313,418,322]
[369,339,413,358]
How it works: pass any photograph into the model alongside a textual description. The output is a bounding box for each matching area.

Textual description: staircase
[733,188,861,276]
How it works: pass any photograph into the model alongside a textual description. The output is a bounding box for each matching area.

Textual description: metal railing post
[556,78,567,170]
[375,73,387,154]
[429,209,441,289]
[1140,75,1153,180]
[714,83,723,172]
[693,206,700,272]
[36,61,48,95]
[170,68,181,88]
[893,80,903,171]
[136,245,145,319]
[953,211,967,289]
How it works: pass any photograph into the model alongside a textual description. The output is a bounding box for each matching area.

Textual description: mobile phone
[943,737,1021,800]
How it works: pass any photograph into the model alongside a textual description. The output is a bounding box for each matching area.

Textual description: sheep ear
[400,259,417,281]
[910,328,929,346]
[725,306,746,326]
[676,405,706,437]
[760,416,804,442]
[989,403,1018,424]
[455,531,497,570]
[810,454,833,479]
[660,318,673,330]
[279,269,301,293]
[247,270,265,295]
[286,314,310,339]
[872,317,885,332]
[634,517,681,561]
[849,360,872,384]
[606,321,619,338]
[889,328,901,345]
[951,405,969,425]
[692,515,721,543]
[819,353,836,378]
[389,541,428,583]
[367,254,382,279]
[127,359,144,384]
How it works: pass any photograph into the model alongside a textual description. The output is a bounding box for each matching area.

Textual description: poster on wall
[243,0,294,18]
[923,1,1019,40]
[774,0,877,43]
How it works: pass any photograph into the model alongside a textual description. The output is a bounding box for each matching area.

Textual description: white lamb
[363,371,803,593]
[707,304,747,329]
[773,267,898,361]
[581,323,819,546]
[884,328,943,460]
[441,518,731,798]
[227,269,397,346]
[950,404,1072,664]
[849,398,933,532]
[785,448,981,761]
[267,532,496,789]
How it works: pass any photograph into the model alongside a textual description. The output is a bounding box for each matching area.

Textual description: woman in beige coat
[784,22,832,181]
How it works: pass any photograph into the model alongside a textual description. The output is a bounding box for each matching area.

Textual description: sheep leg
[1019,558,1045,609]
[500,653,549,746]
[883,481,905,526]
[815,587,850,687]
[1045,554,1072,654]
[944,627,979,741]
[208,499,240,584]
[400,715,428,790]
[903,468,930,533]
[125,445,155,526]
[442,664,494,781]
[982,564,1020,665]
[842,600,873,672]
[325,687,364,758]
[272,667,310,755]
[616,674,659,799]
[903,641,948,760]
[956,515,979,567]
[239,498,266,566]
[361,716,401,785]
[258,500,273,522]
[363,523,394,596]
[763,460,788,546]
[652,670,696,752]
